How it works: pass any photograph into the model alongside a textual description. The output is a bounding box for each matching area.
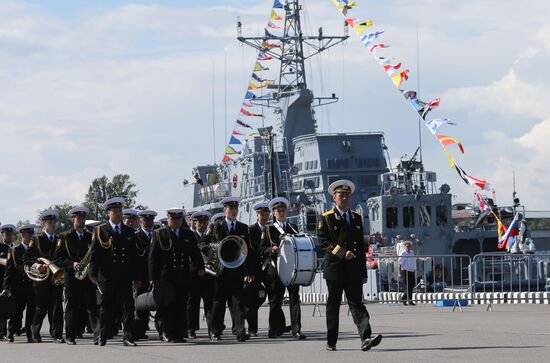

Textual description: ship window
[328,176,353,185]
[386,207,398,229]
[420,205,432,228]
[326,159,349,169]
[292,179,302,189]
[356,158,381,169]
[436,205,448,226]
[371,204,379,221]
[303,177,319,189]
[306,210,317,232]
[360,175,378,187]
[403,206,415,228]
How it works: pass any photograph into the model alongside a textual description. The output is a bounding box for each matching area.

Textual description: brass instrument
[0,258,6,267]
[204,235,248,276]
[24,258,64,286]
[74,247,92,281]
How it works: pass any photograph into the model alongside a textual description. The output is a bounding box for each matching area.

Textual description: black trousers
[158,283,188,340]
[210,273,245,338]
[133,283,150,339]
[401,270,416,302]
[98,280,134,341]
[8,283,35,340]
[187,273,214,333]
[31,282,64,339]
[64,279,99,340]
[326,279,371,347]
[265,274,302,335]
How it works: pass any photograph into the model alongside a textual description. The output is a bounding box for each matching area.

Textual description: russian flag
[498,213,520,250]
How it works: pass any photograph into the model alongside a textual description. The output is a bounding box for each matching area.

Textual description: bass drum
[277,234,317,287]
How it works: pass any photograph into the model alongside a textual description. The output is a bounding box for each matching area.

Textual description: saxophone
[75,247,92,280]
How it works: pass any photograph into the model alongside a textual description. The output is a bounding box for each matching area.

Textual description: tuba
[24,258,64,286]
[75,247,92,281]
[204,235,248,277]
[0,258,6,267]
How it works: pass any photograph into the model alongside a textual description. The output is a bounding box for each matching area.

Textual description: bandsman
[1,224,16,340]
[133,209,158,340]
[187,210,214,339]
[149,208,204,343]
[123,209,140,231]
[53,206,100,345]
[260,197,305,340]
[317,180,382,351]
[209,197,255,342]
[89,197,140,347]
[1,224,37,343]
[24,210,65,343]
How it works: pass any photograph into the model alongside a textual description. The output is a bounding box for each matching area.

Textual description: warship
[181,0,550,294]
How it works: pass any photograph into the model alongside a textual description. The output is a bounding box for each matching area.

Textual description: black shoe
[161,334,173,343]
[210,334,221,342]
[188,331,196,339]
[283,325,291,333]
[93,338,99,346]
[361,334,383,351]
[293,332,306,340]
[237,334,250,342]
[409,302,416,306]
[33,336,42,343]
[402,301,408,305]
[66,339,76,345]
[76,335,84,339]
[7,336,14,343]
[27,338,33,343]
[53,338,65,344]
[99,340,106,346]
[140,334,149,340]
[122,339,137,347]
[248,331,257,337]
[174,338,186,343]
[326,344,336,351]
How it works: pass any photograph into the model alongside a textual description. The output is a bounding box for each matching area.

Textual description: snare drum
[277,234,317,287]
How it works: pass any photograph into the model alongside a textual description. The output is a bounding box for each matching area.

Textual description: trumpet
[0,258,6,267]
[24,258,64,286]
[204,235,248,277]
[75,247,92,281]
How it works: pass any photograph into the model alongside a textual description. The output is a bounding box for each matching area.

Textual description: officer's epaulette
[322,210,335,217]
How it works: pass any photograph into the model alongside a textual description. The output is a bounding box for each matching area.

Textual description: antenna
[212,61,216,163]
[416,23,423,165]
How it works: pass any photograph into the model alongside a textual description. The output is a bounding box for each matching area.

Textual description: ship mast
[237,0,348,100]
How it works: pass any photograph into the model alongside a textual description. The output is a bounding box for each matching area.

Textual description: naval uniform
[3,244,35,342]
[149,226,204,341]
[186,230,215,336]
[317,207,371,347]
[0,243,9,338]
[53,229,99,342]
[133,228,152,339]
[89,223,139,344]
[209,219,255,340]
[260,221,302,336]
[244,222,265,334]
[24,233,64,341]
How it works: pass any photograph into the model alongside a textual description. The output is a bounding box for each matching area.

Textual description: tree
[37,203,76,233]
[84,174,144,221]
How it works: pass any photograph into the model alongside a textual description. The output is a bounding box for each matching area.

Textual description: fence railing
[294,253,550,306]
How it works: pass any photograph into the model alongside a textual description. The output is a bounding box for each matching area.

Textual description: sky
[1,0,550,224]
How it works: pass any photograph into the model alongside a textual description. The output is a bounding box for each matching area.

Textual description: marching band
[0,180,382,352]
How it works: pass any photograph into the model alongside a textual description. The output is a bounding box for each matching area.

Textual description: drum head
[277,237,297,286]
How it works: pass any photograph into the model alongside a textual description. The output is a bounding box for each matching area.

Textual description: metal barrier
[293,253,550,311]
[470,252,550,308]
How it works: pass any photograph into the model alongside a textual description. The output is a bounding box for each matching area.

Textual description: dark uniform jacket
[248,223,266,276]
[149,226,204,285]
[24,233,58,268]
[2,244,31,291]
[210,220,255,277]
[0,243,9,285]
[53,229,93,287]
[135,229,152,283]
[317,208,367,282]
[260,222,298,276]
[89,223,138,283]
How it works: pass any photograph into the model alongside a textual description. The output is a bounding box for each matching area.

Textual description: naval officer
[317,180,382,351]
